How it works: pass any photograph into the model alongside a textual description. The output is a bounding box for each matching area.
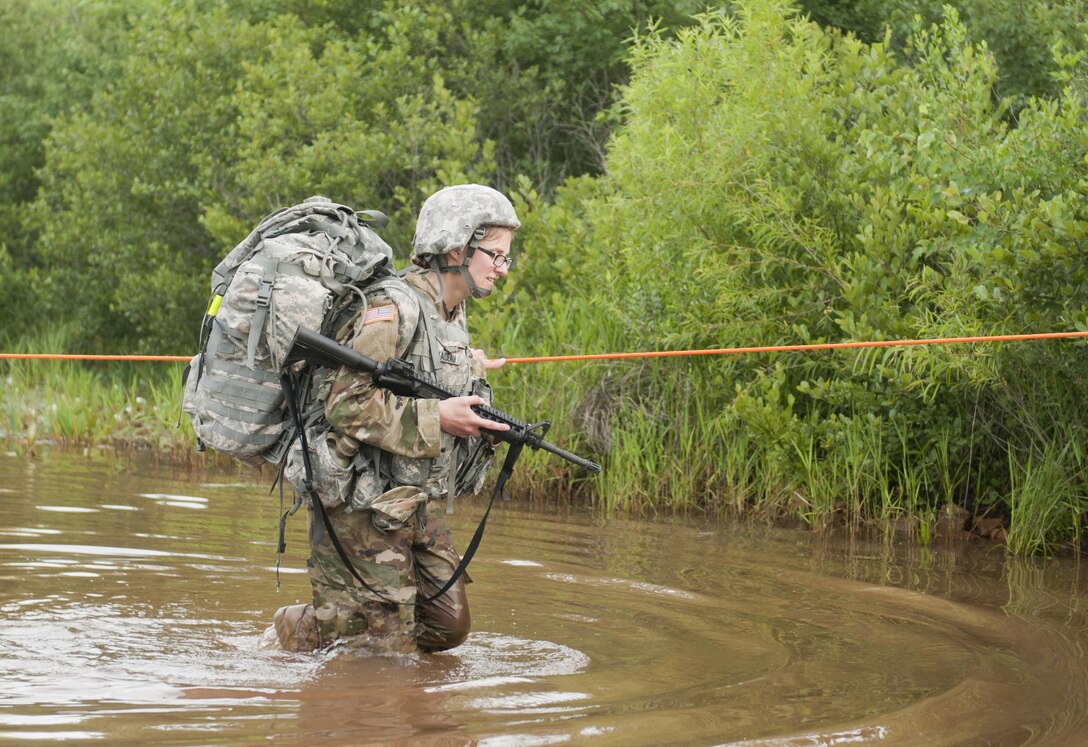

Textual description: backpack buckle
[256,278,274,308]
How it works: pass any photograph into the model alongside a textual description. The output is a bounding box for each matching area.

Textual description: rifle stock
[283,324,382,375]
[284,325,601,474]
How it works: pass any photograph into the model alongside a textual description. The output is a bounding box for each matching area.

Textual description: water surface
[2,450,1087,745]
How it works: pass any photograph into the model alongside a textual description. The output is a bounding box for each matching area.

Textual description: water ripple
[1,455,1087,745]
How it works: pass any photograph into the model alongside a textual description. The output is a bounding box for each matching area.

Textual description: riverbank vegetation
[0,329,196,463]
[3,0,1088,554]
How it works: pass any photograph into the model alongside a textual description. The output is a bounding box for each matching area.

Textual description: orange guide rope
[0,354,191,362]
[3,330,1088,364]
[503,330,1088,363]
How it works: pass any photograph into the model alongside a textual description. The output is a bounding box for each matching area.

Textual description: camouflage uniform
[301,268,488,654]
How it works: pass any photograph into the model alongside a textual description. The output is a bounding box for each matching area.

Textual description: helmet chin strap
[436,228,491,299]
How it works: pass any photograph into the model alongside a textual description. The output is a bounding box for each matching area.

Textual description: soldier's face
[467,229,514,295]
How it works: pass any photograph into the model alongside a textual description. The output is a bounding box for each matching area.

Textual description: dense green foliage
[602,6,1088,391]
[799,0,1087,109]
[490,1,1088,553]
[4,0,1088,552]
[5,0,702,352]
[0,326,196,460]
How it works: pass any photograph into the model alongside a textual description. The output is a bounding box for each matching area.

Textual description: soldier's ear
[447,248,465,264]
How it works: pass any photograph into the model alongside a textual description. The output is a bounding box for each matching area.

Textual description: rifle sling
[419,443,521,603]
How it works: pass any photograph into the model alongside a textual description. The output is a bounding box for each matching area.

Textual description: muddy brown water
[2,451,1088,745]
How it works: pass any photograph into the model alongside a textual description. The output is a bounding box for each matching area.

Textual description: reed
[1006,437,1085,556]
[0,329,195,459]
[493,306,1088,556]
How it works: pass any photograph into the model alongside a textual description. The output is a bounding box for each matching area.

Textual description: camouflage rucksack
[181,196,394,466]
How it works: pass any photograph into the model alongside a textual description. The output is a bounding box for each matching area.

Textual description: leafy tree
[30,5,495,352]
[798,0,1088,110]
[175,0,709,194]
[31,7,276,352]
[0,0,144,337]
[207,8,496,253]
[465,0,708,188]
[25,0,708,352]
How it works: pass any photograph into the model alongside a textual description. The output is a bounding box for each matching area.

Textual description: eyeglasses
[476,246,517,270]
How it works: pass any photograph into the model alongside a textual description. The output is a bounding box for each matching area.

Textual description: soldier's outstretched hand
[472,348,506,370]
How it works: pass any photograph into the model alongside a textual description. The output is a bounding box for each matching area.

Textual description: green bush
[485,1,1088,550]
[799,0,1087,111]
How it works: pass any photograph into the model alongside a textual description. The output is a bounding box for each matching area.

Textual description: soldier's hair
[479,224,517,242]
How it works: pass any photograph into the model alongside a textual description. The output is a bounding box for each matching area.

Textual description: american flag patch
[362,305,396,325]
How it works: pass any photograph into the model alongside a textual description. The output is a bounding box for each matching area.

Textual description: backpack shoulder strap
[373,277,447,373]
[365,277,427,362]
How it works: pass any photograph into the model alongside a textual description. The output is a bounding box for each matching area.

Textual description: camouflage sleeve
[324,291,442,459]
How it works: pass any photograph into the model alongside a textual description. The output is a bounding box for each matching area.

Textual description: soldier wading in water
[270,185,519,654]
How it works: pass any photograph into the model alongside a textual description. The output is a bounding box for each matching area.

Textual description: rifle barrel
[536,440,602,473]
[284,326,380,374]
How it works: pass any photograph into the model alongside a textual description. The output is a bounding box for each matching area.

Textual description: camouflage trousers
[305,492,470,654]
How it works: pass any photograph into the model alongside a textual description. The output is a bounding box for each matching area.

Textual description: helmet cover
[412,184,520,265]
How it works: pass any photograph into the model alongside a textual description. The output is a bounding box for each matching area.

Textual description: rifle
[283,325,602,477]
[279,325,601,605]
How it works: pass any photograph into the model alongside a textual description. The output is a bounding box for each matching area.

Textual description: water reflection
[1,450,1088,745]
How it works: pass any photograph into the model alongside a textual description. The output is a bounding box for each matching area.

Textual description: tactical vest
[283,276,494,517]
[383,280,482,500]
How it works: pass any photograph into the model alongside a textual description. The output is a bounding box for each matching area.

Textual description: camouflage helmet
[412,185,520,266]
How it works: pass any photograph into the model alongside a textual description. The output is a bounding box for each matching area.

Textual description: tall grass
[1006,437,1085,555]
[7,308,1088,558]
[1,328,197,461]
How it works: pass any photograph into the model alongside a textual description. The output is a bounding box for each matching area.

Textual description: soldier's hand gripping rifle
[283,325,602,495]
